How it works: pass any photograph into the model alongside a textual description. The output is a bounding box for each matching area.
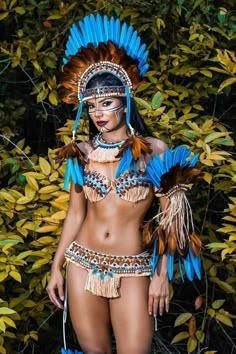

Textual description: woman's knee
[81,345,112,354]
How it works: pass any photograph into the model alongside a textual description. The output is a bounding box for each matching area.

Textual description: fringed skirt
[65,241,152,299]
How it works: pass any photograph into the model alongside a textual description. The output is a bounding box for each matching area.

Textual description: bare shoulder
[145,136,168,157]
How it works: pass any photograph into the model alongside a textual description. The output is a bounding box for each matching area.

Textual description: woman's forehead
[85,97,121,104]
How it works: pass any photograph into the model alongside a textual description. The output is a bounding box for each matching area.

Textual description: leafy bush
[0,0,235,353]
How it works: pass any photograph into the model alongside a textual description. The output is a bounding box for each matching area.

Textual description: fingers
[148,294,170,317]
[46,277,64,309]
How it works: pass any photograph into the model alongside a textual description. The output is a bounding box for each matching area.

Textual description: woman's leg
[109,276,153,354]
[67,262,113,354]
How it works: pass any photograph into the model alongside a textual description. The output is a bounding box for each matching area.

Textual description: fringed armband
[146,146,203,281]
[56,141,86,190]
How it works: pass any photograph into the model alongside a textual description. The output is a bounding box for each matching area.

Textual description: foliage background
[0,0,235,353]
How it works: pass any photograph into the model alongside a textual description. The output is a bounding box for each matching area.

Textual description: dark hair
[85,73,152,138]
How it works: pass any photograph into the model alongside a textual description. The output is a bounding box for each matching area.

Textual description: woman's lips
[97,121,108,126]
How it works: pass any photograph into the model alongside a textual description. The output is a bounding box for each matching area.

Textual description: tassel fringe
[85,268,121,298]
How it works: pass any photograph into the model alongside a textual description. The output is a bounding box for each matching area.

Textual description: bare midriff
[76,189,154,256]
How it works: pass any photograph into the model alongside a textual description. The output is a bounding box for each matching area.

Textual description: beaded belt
[65,241,151,298]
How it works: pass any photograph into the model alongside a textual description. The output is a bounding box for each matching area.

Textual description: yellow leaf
[203,172,212,184]
[207,154,225,161]
[31,258,50,270]
[16,196,33,204]
[36,225,58,233]
[0,192,15,203]
[218,77,236,92]
[39,185,59,194]
[187,336,197,354]
[23,172,45,180]
[9,271,21,283]
[204,132,230,143]
[1,316,16,328]
[201,159,214,166]
[40,194,52,201]
[49,91,58,106]
[22,300,36,308]
[0,272,8,282]
[216,313,233,327]
[51,210,66,220]
[0,320,6,332]
[0,345,6,354]
[0,308,16,315]
[195,330,205,343]
[207,308,215,317]
[0,12,9,21]
[212,299,225,309]
[201,70,212,77]
[35,236,56,244]
[39,157,51,175]
[25,176,39,191]
[51,201,68,211]
[25,185,36,199]
[174,313,192,327]
[171,331,189,344]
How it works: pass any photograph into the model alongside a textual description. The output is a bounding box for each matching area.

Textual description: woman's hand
[46,267,64,309]
[148,268,169,317]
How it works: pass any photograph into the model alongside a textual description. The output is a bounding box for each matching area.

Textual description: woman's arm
[47,183,86,308]
[148,196,170,317]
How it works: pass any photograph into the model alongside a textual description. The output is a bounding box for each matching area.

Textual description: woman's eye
[88,104,94,110]
[102,101,113,107]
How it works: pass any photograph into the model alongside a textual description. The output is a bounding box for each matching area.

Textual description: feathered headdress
[60,14,149,137]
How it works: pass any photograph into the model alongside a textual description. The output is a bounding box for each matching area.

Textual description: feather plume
[157,227,166,255]
[55,142,86,165]
[190,232,202,256]
[141,219,154,247]
[167,232,177,255]
[116,135,152,160]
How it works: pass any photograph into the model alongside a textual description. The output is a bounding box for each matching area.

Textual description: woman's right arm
[47,183,86,308]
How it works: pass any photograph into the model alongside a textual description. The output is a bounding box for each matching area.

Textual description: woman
[47,14,202,354]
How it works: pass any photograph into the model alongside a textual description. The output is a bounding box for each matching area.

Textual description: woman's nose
[94,108,103,118]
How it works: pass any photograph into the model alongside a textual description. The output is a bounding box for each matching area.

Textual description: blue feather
[172,146,185,165]
[132,37,141,58]
[61,348,83,354]
[123,25,134,48]
[115,147,133,178]
[119,22,127,47]
[189,153,199,167]
[74,159,84,186]
[163,149,173,173]
[183,252,194,281]
[96,14,105,44]
[88,15,98,47]
[140,62,149,76]
[137,43,147,59]
[63,159,72,190]
[66,38,77,56]
[146,163,161,188]
[129,30,138,57]
[114,18,120,45]
[110,16,115,42]
[189,249,201,279]
[84,16,93,44]
[167,253,174,280]
[180,148,191,166]
[103,15,109,42]
[71,24,83,49]
[151,239,159,277]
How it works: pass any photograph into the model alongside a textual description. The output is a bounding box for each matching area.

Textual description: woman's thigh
[109,276,153,354]
[67,262,112,354]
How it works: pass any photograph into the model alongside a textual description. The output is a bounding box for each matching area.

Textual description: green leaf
[216,313,233,327]
[171,331,189,344]
[134,97,151,110]
[187,336,197,354]
[212,299,225,309]
[174,313,192,327]
[0,12,9,21]
[218,77,236,92]
[0,308,16,315]
[15,7,26,14]
[204,132,229,143]
[151,92,163,109]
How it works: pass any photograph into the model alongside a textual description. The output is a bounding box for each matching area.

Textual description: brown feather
[190,232,202,256]
[167,232,177,255]
[116,135,152,160]
[157,227,166,255]
[141,220,153,247]
[55,142,86,165]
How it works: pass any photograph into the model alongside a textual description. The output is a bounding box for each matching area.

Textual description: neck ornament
[88,134,125,163]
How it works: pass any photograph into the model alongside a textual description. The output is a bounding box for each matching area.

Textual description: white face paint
[86,97,126,133]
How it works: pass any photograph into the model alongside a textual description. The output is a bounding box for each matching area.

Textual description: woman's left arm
[148,195,170,317]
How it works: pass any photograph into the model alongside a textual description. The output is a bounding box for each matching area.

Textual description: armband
[146,146,203,281]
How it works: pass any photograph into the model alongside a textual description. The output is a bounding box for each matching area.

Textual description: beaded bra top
[83,169,151,203]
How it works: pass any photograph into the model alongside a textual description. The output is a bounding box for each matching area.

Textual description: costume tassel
[63,157,84,190]
[115,147,134,178]
[85,269,121,298]
[151,239,159,278]
[61,349,83,354]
